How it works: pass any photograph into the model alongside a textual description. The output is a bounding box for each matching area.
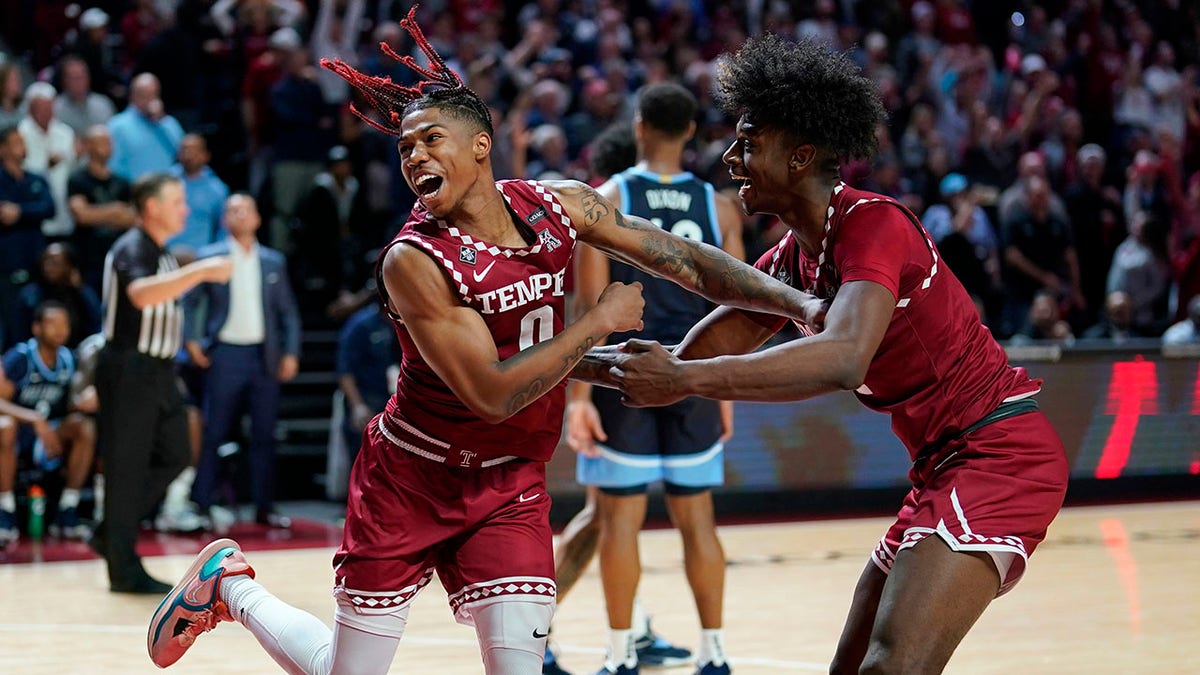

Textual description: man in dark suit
[185,193,301,527]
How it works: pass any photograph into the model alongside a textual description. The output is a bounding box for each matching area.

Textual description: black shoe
[111,576,173,595]
[255,510,291,529]
[634,623,692,667]
[87,521,107,558]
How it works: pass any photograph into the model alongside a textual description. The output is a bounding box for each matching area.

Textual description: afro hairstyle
[715,33,885,160]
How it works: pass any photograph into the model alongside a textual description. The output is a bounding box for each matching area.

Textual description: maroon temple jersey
[378,180,577,465]
[752,183,1042,458]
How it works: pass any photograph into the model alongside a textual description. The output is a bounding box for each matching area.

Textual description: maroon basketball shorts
[871,410,1069,596]
[332,418,556,636]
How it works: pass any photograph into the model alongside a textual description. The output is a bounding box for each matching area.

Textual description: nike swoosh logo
[472,260,496,282]
[518,492,540,503]
[533,628,549,639]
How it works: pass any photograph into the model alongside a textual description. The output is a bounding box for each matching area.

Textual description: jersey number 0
[518,305,555,350]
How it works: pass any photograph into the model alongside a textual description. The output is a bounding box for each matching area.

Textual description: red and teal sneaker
[147,538,255,668]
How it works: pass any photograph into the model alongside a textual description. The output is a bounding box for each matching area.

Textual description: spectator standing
[68,125,136,292]
[241,28,300,196]
[997,152,1068,233]
[1169,172,1200,324]
[92,173,232,593]
[119,0,167,73]
[295,145,372,310]
[18,82,76,238]
[0,301,96,546]
[920,172,1001,312]
[185,193,300,528]
[335,304,397,464]
[65,8,125,105]
[0,125,54,349]
[107,73,184,182]
[1002,176,1083,335]
[267,46,332,251]
[1122,150,1171,229]
[1106,211,1170,336]
[54,56,116,140]
[1065,144,1125,327]
[0,62,23,130]
[168,134,230,254]
[311,0,366,105]
[13,243,102,351]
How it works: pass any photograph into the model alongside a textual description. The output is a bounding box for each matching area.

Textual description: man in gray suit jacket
[185,193,301,527]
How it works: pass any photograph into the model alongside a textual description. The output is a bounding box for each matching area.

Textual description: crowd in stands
[0,0,1198,352]
[0,0,1196,548]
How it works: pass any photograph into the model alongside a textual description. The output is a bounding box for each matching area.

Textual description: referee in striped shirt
[93,172,232,593]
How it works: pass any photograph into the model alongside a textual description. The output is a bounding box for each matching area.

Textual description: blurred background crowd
[1,0,1200,351]
[0,0,1197,542]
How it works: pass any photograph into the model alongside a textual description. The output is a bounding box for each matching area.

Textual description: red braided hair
[320,4,492,136]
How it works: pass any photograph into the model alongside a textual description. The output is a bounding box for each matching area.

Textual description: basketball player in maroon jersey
[146,9,824,675]
[589,36,1070,673]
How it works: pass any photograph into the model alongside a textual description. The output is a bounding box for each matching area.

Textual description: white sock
[607,628,636,668]
[0,491,14,513]
[697,628,727,667]
[93,475,104,521]
[165,467,195,511]
[631,599,651,637]
[59,489,81,510]
[220,574,336,674]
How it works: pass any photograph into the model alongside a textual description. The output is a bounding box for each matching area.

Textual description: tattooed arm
[379,242,644,423]
[546,179,825,325]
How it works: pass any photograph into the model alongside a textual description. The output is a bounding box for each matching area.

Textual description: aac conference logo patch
[538,229,562,252]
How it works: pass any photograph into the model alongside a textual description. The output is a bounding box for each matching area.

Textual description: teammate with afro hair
[604,34,1069,675]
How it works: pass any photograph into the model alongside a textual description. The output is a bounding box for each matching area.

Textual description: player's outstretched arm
[546,180,825,328]
[380,243,645,423]
[614,280,894,407]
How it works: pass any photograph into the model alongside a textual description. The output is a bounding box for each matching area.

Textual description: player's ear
[790,144,816,172]
[474,132,492,160]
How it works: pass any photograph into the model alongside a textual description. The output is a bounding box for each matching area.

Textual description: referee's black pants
[95,347,189,589]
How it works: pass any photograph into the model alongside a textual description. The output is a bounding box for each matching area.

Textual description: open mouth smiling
[731,172,752,198]
[414,173,444,199]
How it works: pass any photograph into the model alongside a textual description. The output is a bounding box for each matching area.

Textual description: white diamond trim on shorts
[447,575,557,613]
[377,415,517,467]
[870,537,897,575]
[337,567,436,614]
[387,411,451,449]
[398,234,470,303]
[377,416,446,464]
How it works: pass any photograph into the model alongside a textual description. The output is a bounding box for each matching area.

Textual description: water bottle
[28,484,46,540]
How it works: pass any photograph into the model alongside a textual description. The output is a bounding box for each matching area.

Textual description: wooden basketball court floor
[2,500,1197,674]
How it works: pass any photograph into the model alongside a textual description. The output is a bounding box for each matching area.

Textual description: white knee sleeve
[333,587,412,640]
[472,599,556,656]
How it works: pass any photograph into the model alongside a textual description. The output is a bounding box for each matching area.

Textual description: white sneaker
[207,505,237,534]
[155,506,207,533]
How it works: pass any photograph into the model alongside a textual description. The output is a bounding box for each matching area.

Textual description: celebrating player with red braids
[146,7,823,674]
